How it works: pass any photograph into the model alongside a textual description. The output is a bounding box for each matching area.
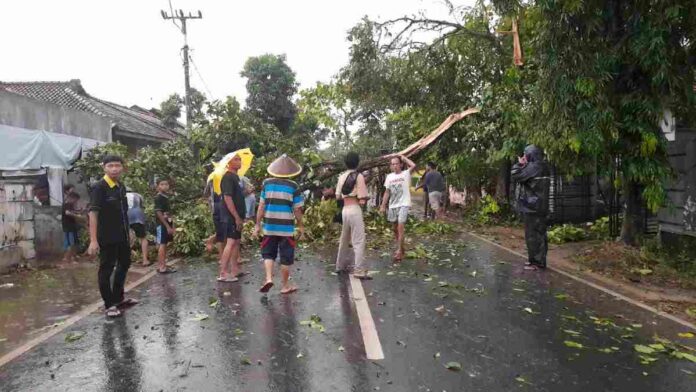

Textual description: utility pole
[161,9,202,131]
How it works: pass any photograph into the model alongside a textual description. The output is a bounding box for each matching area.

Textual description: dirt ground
[472,224,696,323]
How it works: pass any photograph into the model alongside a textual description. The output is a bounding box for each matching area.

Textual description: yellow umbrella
[207,148,254,195]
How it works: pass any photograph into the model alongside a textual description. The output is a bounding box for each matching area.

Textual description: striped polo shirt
[259,178,304,237]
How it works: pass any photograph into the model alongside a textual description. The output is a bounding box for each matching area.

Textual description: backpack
[341,171,359,196]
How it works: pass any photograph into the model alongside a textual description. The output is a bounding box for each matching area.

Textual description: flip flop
[105,306,122,318]
[117,298,139,308]
[280,287,298,294]
[259,281,274,293]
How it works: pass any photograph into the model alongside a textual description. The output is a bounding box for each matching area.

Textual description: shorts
[222,220,242,240]
[130,223,146,239]
[260,236,296,265]
[428,191,443,211]
[156,225,173,245]
[387,206,410,224]
[213,215,225,243]
[63,231,77,250]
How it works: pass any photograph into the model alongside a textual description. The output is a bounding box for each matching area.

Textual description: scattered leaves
[554,293,569,300]
[190,313,209,321]
[634,345,655,354]
[65,331,85,343]
[445,362,462,371]
[240,357,252,365]
[678,332,694,339]
[564,341,584,349]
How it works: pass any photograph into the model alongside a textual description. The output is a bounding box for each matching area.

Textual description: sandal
[117,298,139,308]
[259,281,274,293]
[280,286,298,294]
[353,272,373,280]
[105,306,121,318]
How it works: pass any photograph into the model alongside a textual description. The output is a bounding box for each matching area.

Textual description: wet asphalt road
[0,233,695,392]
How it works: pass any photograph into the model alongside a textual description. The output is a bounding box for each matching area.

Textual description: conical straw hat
[267,154,302,178]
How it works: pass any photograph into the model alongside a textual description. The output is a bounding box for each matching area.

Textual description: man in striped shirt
[253,155,304,294]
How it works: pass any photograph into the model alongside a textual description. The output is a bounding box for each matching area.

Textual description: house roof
[0,80,185,141]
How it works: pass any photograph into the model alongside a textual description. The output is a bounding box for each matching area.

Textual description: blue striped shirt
[259,178,304,237]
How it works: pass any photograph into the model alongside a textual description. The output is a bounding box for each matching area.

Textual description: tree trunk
[495,160,511,203]
[620,180,643,246]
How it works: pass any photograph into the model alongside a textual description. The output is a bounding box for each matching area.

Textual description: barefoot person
[218,154,246,282]
[61,191,83,262]
[511,145,551,271]
[126,187,150,266]
[254,154,304,294]
[335,152,370,279]
[154,178,176,274]
[88,155,138,318]
[380,155,416,262]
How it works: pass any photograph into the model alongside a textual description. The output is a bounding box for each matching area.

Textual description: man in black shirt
[154,178,176,274]
[218,154,246,282]
[88,155,138,318]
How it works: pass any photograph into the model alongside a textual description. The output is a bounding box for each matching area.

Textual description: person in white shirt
[379,155,417,261]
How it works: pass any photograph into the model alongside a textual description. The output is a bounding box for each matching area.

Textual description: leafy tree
[241,54,298,134]
[523,0,696,244]
[159,88,208,128]
[159,93,182,129]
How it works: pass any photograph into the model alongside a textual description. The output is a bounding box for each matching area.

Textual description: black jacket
[511,145,550,215]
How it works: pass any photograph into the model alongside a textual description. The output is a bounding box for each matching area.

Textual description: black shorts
[156,225,173,245]
[213,215,225,243]
[130,223,146,239]
[260,236,296,265]
[222,220,242,240]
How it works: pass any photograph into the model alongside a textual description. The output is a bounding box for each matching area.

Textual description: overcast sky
[0,0,466,110]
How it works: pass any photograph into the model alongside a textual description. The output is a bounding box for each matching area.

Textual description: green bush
[548,224,588,244]
[171,201,214,257]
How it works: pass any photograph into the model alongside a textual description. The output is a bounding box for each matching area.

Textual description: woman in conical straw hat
[253,154,305,294]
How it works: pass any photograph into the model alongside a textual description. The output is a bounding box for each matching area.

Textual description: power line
[188,51,214,98]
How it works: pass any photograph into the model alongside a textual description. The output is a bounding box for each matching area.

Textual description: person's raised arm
[400,155,417,171]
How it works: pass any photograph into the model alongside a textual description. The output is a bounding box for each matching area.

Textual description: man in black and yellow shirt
[88,155,138,318]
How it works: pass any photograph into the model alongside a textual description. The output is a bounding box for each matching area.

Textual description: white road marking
[0,259,180,369]
[349,275,385,360]
[468,232,696,331]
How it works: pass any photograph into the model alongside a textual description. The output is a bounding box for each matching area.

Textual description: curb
[466,232,696,331]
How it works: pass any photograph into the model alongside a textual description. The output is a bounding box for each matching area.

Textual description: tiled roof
[0,80,183,141]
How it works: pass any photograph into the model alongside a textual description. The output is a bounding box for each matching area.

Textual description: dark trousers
[98,242,132,308]
[524,214,548,268]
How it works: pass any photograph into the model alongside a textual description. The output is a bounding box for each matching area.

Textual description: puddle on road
[0,260,145,357]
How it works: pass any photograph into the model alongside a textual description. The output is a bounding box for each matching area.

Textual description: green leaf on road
[672,352,696,363]
[209,298,219,308]
[648,344,665,352]
[445,362,462,371]
[634,344,655,354]
[639,355,659,365]
[65,331,85,343]
[564,340,583,349]
[686,307,696,318]
[190,313,209,321]
[563,330,581,336]
[234,328,244,336]
[240,357,251,365]
[469,270,477,278]
[523,307,534,314]
[677,332,694,339]
[555,294,569,300]
[338,346,345,352]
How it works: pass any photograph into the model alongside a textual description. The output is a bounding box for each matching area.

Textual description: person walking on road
[380,155,417,262]
[88,155,138,318]
[335,152,370,279]
[218,154,247,282]
[154,178,176,274]
[254,154,305,294]
[416,162,446,220]
[511,145,551,271]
